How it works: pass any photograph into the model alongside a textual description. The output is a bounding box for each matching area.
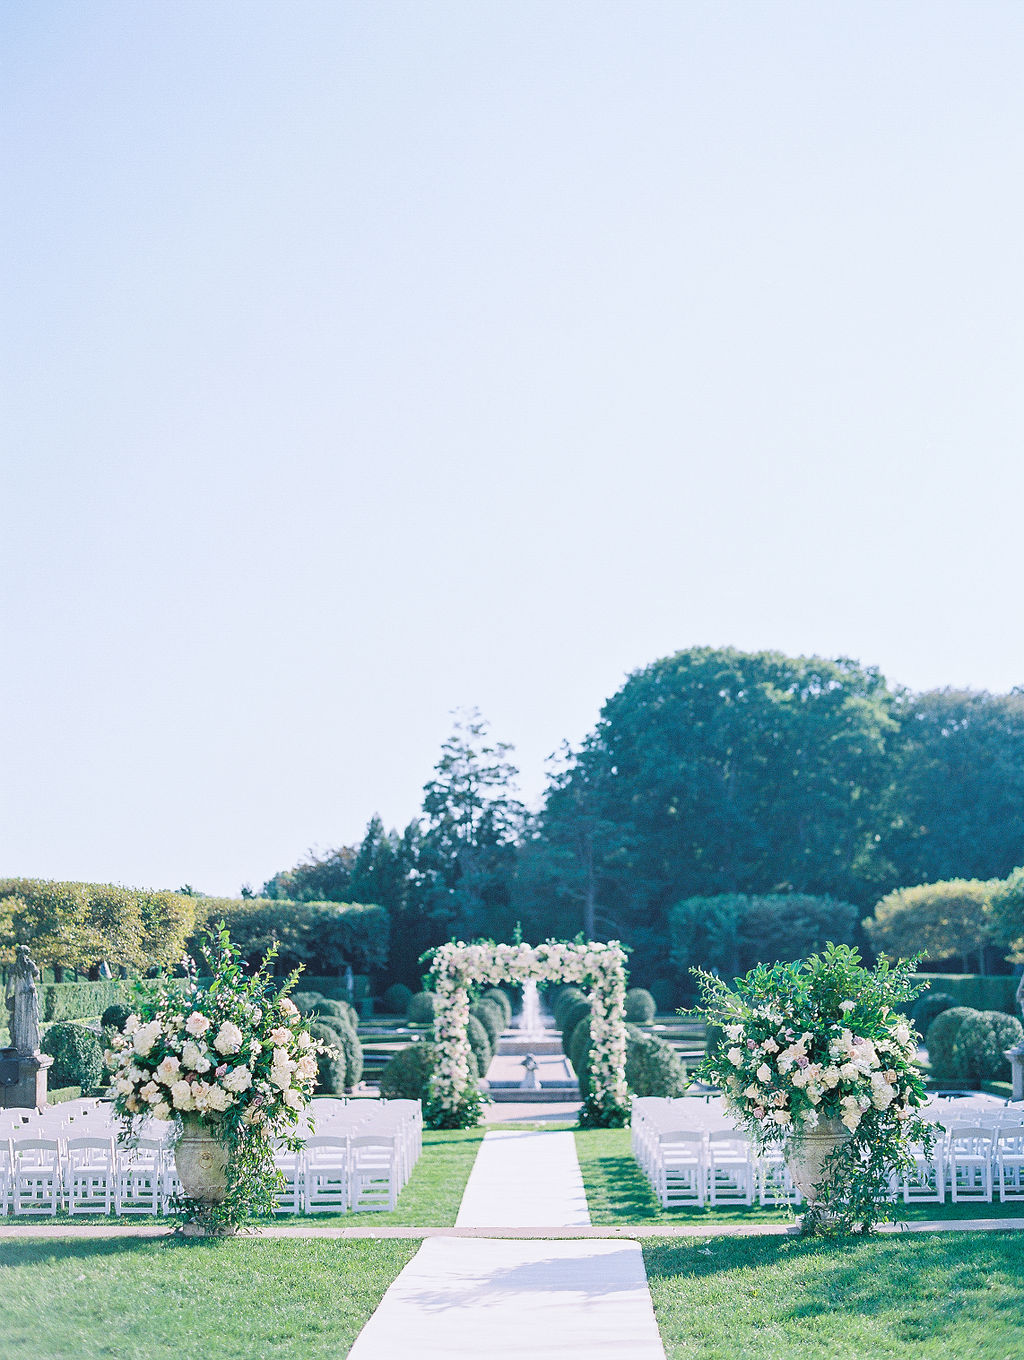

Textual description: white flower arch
[428,939,630,1124]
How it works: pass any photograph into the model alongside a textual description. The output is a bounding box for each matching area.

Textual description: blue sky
[3,2,1022,895]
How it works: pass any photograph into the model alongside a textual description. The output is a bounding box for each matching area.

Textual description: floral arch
[427,939,630,1128]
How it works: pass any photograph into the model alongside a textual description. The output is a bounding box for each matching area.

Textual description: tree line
[260,648,1024,989]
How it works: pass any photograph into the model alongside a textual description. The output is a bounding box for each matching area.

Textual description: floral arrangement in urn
[692,943,934,1233]
[106,927,321,1234]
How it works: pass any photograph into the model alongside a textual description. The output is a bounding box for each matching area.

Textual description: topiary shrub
[624,988,656,1024]
[290,991,326,1017]
[554,987,585,1032]
[408,991,439,1025]
[912,991,957,1036]
[625,1025,688,1097]
[101,1002,133,1033]
[309,1020,347,1094]
[313,1014,364,1090]
[379,1042,435,1101]
[482,987,512,1028]
[41,1022,104,1090]
[951,1010,1024,1084]
[926,1006,978,1078]
[466,1014,492,1076]
[559,997,591,1041]
[470,998,504,1047]
[383,983,413,1015]
[568,1016,592,1097]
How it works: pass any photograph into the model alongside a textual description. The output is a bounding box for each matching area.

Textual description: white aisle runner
[347,1129,666,1360]
[346,1237,666,1360]
[455,1129,591,1227]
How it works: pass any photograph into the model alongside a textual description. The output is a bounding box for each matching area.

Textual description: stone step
[496,1034,565,1056]
[486,1084,580,1102]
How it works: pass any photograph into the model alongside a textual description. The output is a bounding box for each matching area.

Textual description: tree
[863,879,996,973]
[989,867,1024,964]
[262,846,356,902]
[419,709,526,941]
[886,689,1024,887]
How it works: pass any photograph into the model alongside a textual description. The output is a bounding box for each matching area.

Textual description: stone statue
[1017,971,1024,1024]
[5,946,42,1055]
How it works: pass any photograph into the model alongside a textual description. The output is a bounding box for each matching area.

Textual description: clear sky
[3,2,1022,897]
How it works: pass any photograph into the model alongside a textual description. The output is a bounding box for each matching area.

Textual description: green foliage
[648,978,676,1012]
[481,987,512,1028]
[912,972,1019,1015]
[951,1010,1024,1083]
[911,991,956,1035]
[100,1002,133,1033]
[569,1016,592,1095]
[40,1022,104,1089]
[469,997,503,1046]
[382,983,413,1015]
[408,991,439,1025]
[925,1006,978,1078]
[309,1021,347,1094]
[865,880,995,971]
[558,997,592,1039]
[0,879,197,972]
[312,1014,363,1090]
[379,1042,435,1101]
[466,1014,492,1075]
[670,893,860,981]
[289,991,325,1016]
[189,898,390,974]
[624,1025,688,1096]
[624,988,656,1023]
[39,980,134,1023]
[990,866,1024,962]
[553,987,586,1031]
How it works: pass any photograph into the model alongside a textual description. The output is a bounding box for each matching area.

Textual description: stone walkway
[456,1129,590,1227]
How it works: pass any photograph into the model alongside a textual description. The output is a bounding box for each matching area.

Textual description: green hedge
[39,980,136,1023]
[189,899,389,974]
[912,974,1019,1016]
[300,974,370,1002]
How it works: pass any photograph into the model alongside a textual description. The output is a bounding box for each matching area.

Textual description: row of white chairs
[0,1097,422,1217]
[631,1097,1024,1208]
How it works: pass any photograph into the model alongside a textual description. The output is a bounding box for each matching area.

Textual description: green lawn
[0,1237,418,1360]
[644,1231,1024,1359]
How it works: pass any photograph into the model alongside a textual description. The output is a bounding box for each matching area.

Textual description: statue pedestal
[1006,1045,1024,1103]
[0,1049,52,1110]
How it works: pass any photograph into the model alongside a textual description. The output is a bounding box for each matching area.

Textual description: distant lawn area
[644,1230,1024,1359]
[0,1237,418,1360]
[576,1128,1024,1227]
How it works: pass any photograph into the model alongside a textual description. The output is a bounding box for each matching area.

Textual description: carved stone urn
[784,1117,851,1213]
[174,1117,229,1230]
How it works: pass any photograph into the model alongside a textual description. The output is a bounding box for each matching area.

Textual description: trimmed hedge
[911,973,1019,1017]
[301,974,370,1002]
[911,991,957,1036]
[466,1014,492,1076]
[951,1010,1024,1084]
[383,983,413,1015]
[408,992,438,1025]
[311,1014,363,1090]
[379,1042,434,1101]
[625,988,656,1024]
[470,998,504,1047]
[39,980,136,1024]
[482,988,512,1028]
[554,988,585,1032]
[625,1025,688,1096]
[926,1006,978,1078]
[101,1002,134,1033]
[41,1022,104,1090]
[309,1021,348,1094]
[558,997,591,1040]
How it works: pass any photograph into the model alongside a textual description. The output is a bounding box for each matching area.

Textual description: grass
[0,1237,417,1360]
[644,1231,1024,1359]
[576,1128,1024,1226]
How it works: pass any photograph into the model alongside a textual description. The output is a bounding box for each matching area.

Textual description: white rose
[155,1056,181,1084]
[841,1108,862,1132]
[123,1014,140,1035]
[203,1085,232,1113]
[268,1026,290,1046]
[297,1031,311,1049]
[756,1064,772,1084]
[221,1065,253,1093]
[727,1047,744,1067]
[279,998,299,1020]
[170,1080,195,1111]
[152,1101,172,1120]
[181,1040,211,1073]
[770,1110,791,1126]
[141,1080,161,1103]
[213,1021,244,1055]
[839,1000,856,1013]
[295,1053,317,1080]
[283,1088,304,1111]
[185,1012,211,1037]
[132,1021,162,1056]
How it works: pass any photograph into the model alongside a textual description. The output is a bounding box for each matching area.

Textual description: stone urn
[174,1116,229,1212]
[784,1117,851,1212]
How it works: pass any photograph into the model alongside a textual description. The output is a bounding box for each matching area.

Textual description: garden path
[455,1129,590,1227]
[347,1128,665,1359]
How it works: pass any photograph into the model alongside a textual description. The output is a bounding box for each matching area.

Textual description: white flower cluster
[716,1006,920,1137]
[106,992,319,1131]
[428,940,630,1117]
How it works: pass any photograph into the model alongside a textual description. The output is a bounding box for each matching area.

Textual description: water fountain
[486,980,580,1102]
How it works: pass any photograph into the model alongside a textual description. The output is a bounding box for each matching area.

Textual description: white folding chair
[11,1138,62,1216]
[656,1130,706,1207]
[303,1136,349,1214]
[996,1127,1024,1202]
[66,1137,116,1215]
[900,1141,945,1203]
[349,1134,399,1212]
[707,1131,754,1205]
[273,1143,304,1214]
[757,1145,802,1206]
[114,1139,165,1215]
[947,1126,994,1203]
